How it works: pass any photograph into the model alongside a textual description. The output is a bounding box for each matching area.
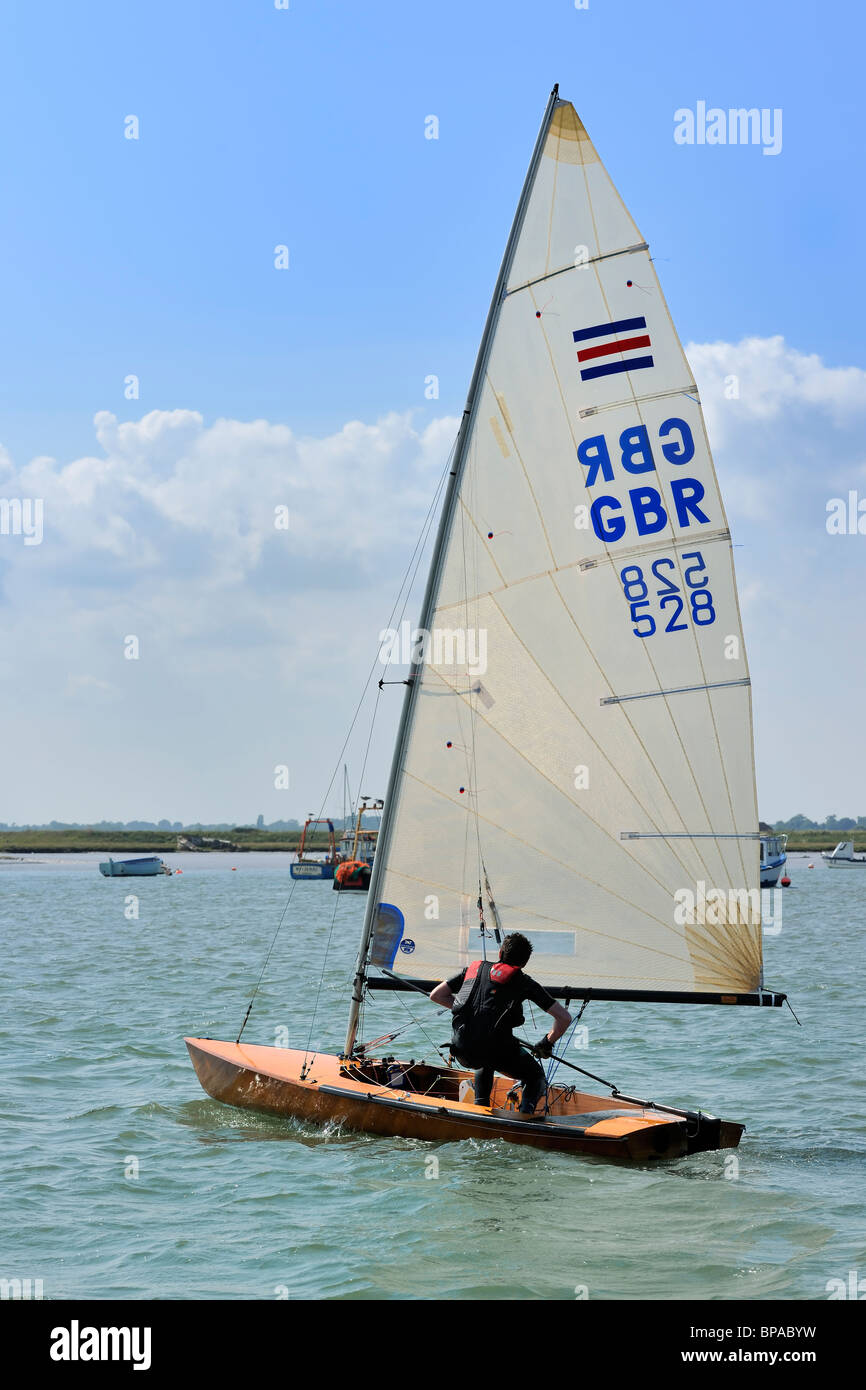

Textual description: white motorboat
[823,841,866,867]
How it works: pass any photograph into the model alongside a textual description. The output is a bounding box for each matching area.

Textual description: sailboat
[187,87,786,1161]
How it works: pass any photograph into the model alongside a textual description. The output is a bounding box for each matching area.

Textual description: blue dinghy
[99,856,170,877]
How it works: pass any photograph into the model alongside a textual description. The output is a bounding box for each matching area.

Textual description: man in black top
[429,932,572,1117]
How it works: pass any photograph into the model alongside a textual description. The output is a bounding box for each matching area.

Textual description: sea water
[1,850,863,1300]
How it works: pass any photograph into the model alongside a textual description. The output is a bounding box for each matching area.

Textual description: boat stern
[684,1111,744,1155]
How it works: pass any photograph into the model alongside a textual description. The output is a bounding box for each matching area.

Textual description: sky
[1,0,864,825]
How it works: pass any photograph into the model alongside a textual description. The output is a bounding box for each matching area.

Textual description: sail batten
[506,242,650,297]
[601,677,752,705]
[352,94,773,1025]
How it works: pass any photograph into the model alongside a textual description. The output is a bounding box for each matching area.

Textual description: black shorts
[452,1035,544,1088]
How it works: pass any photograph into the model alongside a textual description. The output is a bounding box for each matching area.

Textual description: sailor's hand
[534,1034,554,1059]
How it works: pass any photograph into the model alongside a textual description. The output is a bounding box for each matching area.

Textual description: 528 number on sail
[619,552,715,637]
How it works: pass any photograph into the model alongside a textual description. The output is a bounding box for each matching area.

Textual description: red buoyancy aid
[451,959,525,1050]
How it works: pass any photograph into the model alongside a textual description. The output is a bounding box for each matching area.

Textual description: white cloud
[688,334,866,428]
[2,339,866,822]
[686,336,866,524]
[0,408,460,824]
[5,408,457,584]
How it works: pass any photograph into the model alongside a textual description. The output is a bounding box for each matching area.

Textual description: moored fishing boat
[188,87,788,1159]
[333,798,382,892]
[760,832,787,886]
[289,817,339,880]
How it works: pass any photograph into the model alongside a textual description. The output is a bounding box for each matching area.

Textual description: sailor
[430,932,572,1118]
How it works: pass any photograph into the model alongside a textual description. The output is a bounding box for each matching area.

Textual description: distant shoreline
[0,829,324,855]
[1,828,863,856]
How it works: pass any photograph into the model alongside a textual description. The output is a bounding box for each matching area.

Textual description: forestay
[365,98,764,1004]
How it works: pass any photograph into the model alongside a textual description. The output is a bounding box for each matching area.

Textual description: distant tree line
[0,818,290,832]
[772,814,866,832]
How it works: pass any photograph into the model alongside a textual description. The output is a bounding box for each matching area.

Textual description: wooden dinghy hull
[186,1038,743,1162]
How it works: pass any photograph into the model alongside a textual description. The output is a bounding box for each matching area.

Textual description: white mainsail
[359,94,765,1014]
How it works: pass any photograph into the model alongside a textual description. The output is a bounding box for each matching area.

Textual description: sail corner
[545,102,599,165]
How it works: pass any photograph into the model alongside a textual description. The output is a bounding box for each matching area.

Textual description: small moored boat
[99,856,170,877]
[823,841,866,866]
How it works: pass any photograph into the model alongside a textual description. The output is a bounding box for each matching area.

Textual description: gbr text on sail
[578,417,708,544]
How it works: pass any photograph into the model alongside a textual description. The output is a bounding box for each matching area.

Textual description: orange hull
[186,1038,743,1161]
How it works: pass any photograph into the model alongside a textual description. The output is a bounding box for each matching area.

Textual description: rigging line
[355,687,383,815]
[341,764,356,829]
[380,983,452,1065]
[521,1000,554,1115]
[479,859,502,945]
[236,443,456,1043]
[347,1060,427,1095]
[322,689,383,1048]
[345,1059,451,1102]
[305,465,461,1060]
[301,889,347,1074]
[354,1021,416,1054]
[370,972,456,1067]
[544,1014,581,1088]
[390,455,455,636]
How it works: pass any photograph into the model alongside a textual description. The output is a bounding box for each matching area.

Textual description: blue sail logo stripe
[572,315,655,382]
[572,316,647,342]
[580,354,655,381]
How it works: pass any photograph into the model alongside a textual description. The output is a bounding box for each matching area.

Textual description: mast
[343,84,562,1056]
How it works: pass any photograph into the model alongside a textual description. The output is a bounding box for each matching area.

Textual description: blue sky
[1,0,859,460]
[1,0,865,824]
